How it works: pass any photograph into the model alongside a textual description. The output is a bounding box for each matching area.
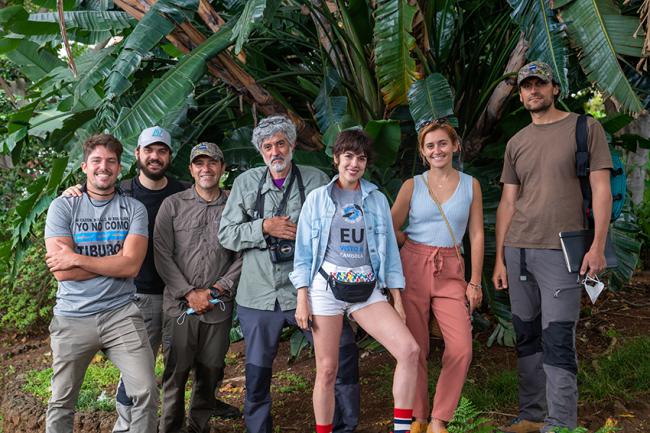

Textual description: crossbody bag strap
[421,174,465,273]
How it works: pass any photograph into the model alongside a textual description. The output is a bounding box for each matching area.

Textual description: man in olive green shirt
[155,142,242,433]
[218,115,360,433]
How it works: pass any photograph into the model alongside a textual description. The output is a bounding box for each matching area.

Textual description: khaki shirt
[154,187,242,323]
[218,164,329,311]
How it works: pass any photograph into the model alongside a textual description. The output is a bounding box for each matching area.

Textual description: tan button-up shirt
[154,187,242,323]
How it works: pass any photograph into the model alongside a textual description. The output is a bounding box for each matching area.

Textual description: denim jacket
[289,176,405,291]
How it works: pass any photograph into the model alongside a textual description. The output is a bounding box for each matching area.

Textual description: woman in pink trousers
[391,119,484,433]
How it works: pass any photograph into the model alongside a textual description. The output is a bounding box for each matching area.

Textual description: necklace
[87,193,116,208]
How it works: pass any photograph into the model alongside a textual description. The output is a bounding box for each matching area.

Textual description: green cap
[517,61,554,86]
[190,142,224,162]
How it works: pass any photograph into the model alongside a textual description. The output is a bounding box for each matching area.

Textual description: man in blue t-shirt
[44,134,157,433]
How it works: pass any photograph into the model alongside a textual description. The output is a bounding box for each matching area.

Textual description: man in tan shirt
[154,142,242,433]
[492,61,612,433]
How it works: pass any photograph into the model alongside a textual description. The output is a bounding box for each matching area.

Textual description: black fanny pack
[318,268,376,303]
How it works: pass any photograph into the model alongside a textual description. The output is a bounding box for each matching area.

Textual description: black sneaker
[213,399,242,419]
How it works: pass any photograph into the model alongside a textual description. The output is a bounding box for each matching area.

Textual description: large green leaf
[314,69,347,134]
[112,26,233,167]
[407,73,456,131]
[559,0,644,113]
[508,0,570,96]
[373,0,420,109]
[1,38,65,81]
[104,0,199,98]
[364,119,400,170]
[231,0,271,55]
[609,217,642,290]
[28,11,134,32]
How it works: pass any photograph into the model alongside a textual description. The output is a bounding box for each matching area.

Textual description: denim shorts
[308,261,387,317]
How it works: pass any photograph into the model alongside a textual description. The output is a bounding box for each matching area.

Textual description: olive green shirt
[154,187,243,323]
[218,164,329,311]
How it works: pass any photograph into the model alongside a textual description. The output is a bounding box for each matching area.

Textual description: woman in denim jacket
[290,130,419,433]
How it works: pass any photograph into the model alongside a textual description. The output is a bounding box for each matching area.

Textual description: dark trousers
[238,302,360,433]
[160,313,232,433]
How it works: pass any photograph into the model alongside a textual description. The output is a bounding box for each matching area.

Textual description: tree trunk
[619,113,650,205]
[463,33,528,160]
[113,0,323,151]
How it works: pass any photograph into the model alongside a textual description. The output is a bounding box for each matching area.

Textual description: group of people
[43,60,613,433]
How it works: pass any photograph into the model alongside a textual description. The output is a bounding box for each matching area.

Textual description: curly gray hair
[251,115,297,151]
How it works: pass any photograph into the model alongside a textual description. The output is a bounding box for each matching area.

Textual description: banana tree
[1,0,647,344]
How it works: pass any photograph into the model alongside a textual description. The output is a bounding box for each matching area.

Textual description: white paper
[584,279,605,304]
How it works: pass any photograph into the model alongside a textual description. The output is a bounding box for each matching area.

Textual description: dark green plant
[0,220,56,333]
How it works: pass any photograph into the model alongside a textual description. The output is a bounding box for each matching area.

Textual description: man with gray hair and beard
[219,115,360,433]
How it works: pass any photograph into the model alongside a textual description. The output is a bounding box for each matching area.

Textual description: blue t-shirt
[44,193,148,317]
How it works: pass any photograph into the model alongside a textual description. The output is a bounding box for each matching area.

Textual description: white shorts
[308,261,388,317]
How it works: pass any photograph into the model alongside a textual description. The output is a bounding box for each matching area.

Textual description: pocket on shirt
[173,221,203,250]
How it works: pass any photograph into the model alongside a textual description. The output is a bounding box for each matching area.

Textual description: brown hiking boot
[500,417,544,433]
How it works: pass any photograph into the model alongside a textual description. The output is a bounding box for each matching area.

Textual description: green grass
[272,371,309,394]
[23,356,121,411]
[462,369,518,412]
[579,336,650,402]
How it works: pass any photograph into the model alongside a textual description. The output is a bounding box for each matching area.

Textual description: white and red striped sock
[393,407,412,433]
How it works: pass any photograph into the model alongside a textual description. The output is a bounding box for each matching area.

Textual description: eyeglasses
[257,116,292,128]
[416,117,450,132]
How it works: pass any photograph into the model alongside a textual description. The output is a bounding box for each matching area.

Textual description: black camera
[268,237,295,263]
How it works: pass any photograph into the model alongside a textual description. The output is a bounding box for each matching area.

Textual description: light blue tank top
[404,171,473,247]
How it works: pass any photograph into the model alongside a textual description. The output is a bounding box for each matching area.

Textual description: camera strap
[255,162,305,217]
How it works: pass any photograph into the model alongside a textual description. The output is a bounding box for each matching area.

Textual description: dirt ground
[1,274,650,433]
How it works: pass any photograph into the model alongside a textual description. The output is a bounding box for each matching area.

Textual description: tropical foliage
[1,0,648,341]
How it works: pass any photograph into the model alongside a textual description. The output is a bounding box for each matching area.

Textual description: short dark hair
[82,134,124,162]
[332,129,374,165]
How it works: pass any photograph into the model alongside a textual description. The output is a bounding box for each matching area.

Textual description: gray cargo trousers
[46,302,158,433]
[113,293,163,433]
[505,247,582,432]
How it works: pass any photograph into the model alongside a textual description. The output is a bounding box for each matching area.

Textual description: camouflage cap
[190,142,224,162]
[517,61,554,86]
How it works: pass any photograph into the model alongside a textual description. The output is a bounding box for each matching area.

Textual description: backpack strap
[575,114,592,228]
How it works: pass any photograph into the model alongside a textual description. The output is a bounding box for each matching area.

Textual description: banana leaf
[231,0,277,55]
[508,0,570,96]
[608,217,642,290]
[559,0,644,113]
[105,0,200,98]
[364,119,400,170]
[407,73,457,131]
[112,26,233,167]
[27,10,135,32]
[0,38,65,81]
[373,0,420,109]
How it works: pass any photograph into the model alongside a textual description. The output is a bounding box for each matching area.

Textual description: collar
[180,186,226,205]
[326,175,377,199]
[258,164,296,195]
